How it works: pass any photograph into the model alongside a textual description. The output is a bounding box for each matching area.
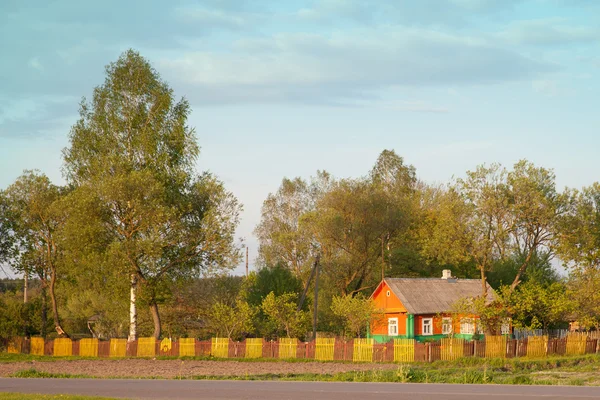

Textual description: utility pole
[381,235,385,281]
[23,273,28,303]
[313,260,319,341]
[297,255,321,340]
[245,247,249,277]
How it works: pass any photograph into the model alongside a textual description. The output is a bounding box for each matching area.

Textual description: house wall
[370,281,408,339]
[371,281,407,311]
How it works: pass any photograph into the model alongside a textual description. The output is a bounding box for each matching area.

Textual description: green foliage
[567,267,600,330]
[509,280,571,330]
[261,292,309,338]
[206,300,256,340]
[243,263,303,307]
[61,49,241,339]
[330,294,380,338]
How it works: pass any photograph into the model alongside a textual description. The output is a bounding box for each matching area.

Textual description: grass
[0,394,122,400]
[10,368,93,379]
[4,352,600,386]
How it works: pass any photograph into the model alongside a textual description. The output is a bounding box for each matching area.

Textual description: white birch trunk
[128,274,137,342]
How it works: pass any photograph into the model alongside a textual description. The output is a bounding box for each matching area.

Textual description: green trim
[407,314,415,339]
[367,333,485,343]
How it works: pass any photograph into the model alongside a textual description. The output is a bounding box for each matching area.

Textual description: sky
[1,0,599,275]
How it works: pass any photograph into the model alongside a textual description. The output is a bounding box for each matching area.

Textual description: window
[442,318,453,335]
[476,322,484,334]
[386,290,391,297]
[460,318,475,335]
[388,318,398,336]
[422,318,433,335]
[501,319,511,335]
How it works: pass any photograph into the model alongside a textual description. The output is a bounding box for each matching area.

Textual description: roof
[383,278,495,315]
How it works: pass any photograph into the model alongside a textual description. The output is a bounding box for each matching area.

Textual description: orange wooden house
[369,270,498,342]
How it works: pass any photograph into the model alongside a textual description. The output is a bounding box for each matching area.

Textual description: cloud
[157,28,556,105]
[28,57,44,72]
[498,19,600,46]
[296,0,523,27]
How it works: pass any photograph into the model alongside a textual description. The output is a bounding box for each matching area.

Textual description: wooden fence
[4,334,599,362]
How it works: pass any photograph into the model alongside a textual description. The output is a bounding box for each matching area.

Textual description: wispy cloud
[158,28,555,105]
[498,18,600,46]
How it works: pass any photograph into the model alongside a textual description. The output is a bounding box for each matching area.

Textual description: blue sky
[1,0,599,274]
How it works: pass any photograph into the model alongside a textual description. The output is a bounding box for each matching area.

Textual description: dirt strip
[0,359,401,378]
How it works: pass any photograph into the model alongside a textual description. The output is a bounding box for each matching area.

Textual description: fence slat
[353,338,373,362]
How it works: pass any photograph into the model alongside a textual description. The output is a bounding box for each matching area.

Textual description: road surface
[1,378,600,399]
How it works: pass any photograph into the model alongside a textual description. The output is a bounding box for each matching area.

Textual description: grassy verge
[4,353,600,386]
[0,394,122,400]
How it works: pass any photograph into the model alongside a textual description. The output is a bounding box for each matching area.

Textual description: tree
[509,280,571,330]
[62,49,241,340]
[421,161,563,298]
[505,161,565,291]
[254,173,330,283]
[242,263,303,307]
[567,267,600,331]
[2,171,69,337]
[557,183,600,270]
[330,294,381,338]
[206,299,256,340]
[261,292,309,338]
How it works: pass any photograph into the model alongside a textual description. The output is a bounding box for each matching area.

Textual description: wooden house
[369,270,498,342]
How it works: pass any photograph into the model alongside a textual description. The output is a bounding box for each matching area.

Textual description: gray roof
[385,278,495,315]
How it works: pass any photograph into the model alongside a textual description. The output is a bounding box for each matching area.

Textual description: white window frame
[422,318,433,336]
[501,319,511,335]
[388,317,399,336]
[460,318,475,335]
[442,318,453,335]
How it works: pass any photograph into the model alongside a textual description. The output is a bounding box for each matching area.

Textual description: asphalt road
[2,379,600,400]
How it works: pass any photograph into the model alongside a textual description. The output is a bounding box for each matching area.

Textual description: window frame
[442,317,453,335]
[388,317,399,336]
[460,318,475,335]
[422,318,433,336]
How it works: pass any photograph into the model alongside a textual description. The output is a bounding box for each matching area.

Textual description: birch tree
[63,49,241,340]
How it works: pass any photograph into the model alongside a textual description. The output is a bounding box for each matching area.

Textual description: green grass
[0,394,122,400]
[4,352,600,386]
[10,368,93,379]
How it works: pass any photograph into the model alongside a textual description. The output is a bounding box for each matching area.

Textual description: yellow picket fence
[30,337,45,356]
[179,338,196,357]
[53,338,72,356]
[110,339,126,357]
[79,338,99,357]
[7,337,23,354]
[485,336,506,358]
[526,336,547,358]
[245,338,263,358]
[393,338,415,362]
[211,338,229,358]
[353,339,374,362]
[441,338,464,361]
[279,338,298,359]
[566,334,587,356]
[136,337,156,357]
[315,338,335,361]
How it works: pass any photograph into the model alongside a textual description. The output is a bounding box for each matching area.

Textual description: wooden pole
[245,247,249,277]
[313,259,319,341]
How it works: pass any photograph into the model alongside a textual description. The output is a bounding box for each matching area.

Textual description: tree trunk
[149,299,162,340]
[49,269,69,338]
[480,265,488,298]
[41,284,47,338]
[128,274,137,342]
[510,250,534,292]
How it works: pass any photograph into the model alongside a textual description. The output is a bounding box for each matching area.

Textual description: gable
[371,281,407,312]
